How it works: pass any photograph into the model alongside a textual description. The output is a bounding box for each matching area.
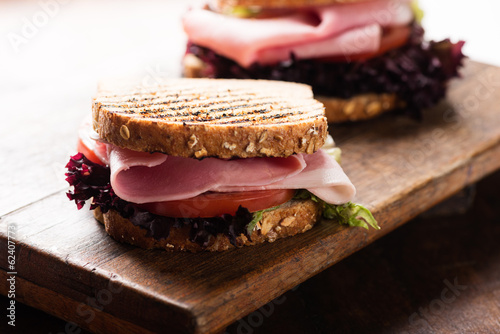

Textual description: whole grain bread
[95,199,323,252]
[183,54,402,123]
[317,93,404,123]
[93,78,327,159]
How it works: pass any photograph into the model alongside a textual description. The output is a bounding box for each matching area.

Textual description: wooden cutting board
[1,60,500,334]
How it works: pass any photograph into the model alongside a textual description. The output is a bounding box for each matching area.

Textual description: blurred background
[0,0,499,108]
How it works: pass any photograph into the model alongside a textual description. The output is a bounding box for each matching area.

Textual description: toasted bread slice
[93,78,327,159]
[95,199,322,252]
[183,54,402,123]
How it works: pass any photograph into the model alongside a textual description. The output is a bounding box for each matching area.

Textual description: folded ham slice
[182,0,413,67]
[106,144,356,206]
[256,23,382,65]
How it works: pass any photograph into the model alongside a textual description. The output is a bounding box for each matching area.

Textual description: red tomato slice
[77,138,105,165]
[77,119,106,165]
[138,189,296,218]
[318,25,411,63]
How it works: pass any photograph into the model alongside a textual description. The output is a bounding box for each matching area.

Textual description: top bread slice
[93,78,328,159]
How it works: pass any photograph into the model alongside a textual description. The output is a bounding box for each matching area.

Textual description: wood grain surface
[1,60,499,334]
[3,170,498,333]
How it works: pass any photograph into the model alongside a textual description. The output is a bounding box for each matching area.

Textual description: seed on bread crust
[366,101,382,116]
[259,148,272,155]
[188,134,198,148]
[306,141,315,154]
[222,142,237,150]
[280,216,295,227]
[258,131,268,143]
[307,127,318,135]
[299,137,307,148]
[245,142,255,153]
[119,125,130,140]
[194,148,208,158]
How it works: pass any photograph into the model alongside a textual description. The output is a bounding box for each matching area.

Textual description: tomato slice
[138,189,296,218]
[77,119,106,165]
[77,138,105,165]
[318,25,411,63]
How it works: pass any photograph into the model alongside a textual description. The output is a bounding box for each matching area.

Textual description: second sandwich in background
[182,0,465,123]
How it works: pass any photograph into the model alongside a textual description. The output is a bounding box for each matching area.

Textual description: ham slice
[182,0,413,67]
[256,23,382,66]
[214,149,355,204]
[106,144,356,206]
[109,145,307,203]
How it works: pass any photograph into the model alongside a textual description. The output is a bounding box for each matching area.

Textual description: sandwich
[181,0,466,123]
[65,78,378,252]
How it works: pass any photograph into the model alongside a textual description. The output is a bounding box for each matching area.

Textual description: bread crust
[317,93,403,123]
[93,78,327,159]
[95,200,323,252]
[183,54,403,123]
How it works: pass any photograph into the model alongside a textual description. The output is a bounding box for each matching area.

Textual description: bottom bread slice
[317,93,403,123]
[183,53,404,123]
[94,199,323,252]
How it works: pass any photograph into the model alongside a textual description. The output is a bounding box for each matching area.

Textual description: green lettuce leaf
[323,147,342,164]
[294,190,380,230]
[223,6,261,18]
[411,0,424,24]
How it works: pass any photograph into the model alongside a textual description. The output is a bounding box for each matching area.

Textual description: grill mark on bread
[100,95,276,115]
[215,114,294,124]
[103,103,319,125]
[102,101,285,122]
[103,101,273,117]
[211,111,318,125]
[99,92,268,108]
[97,85,255,104]
[100,103,323,125]
[99,93,322,125]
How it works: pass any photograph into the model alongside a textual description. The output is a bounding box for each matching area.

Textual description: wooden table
[2,170,500,334]
[1,59,500,334]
